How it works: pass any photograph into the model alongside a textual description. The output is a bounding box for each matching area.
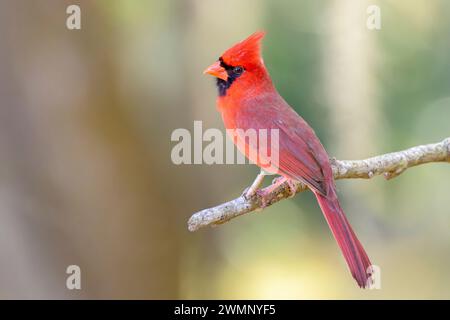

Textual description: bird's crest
[220,31,265,68]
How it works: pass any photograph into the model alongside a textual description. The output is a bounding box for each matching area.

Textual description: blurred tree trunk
[321,0,384,221]
[0,1,180,298]
[322,0,381,158]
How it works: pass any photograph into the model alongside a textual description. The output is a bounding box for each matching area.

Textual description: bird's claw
[284,180,299,198]
[271,177,298,198]
[242,186,270,209]
[242,187,256,200]
[256,189,272,208]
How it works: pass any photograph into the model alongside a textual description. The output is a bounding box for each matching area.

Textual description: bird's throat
[216,77,236,97]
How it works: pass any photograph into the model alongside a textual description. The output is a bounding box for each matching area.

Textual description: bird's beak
[203,61,228,81]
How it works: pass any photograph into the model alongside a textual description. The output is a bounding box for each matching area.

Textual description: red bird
[204,31,373,288]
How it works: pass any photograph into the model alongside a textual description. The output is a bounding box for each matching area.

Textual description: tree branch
[188,137,450,232]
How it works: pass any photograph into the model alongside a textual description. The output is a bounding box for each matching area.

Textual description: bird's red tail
[314,189,372,288]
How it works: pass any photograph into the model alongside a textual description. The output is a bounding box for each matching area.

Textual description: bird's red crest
[220,31,266,68]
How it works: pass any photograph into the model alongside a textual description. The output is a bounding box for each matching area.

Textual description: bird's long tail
[314,188,372,288]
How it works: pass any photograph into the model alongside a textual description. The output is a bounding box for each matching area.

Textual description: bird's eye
[233,66,244,75]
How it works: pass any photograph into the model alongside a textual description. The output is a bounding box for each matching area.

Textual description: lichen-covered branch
[188,137,450,232]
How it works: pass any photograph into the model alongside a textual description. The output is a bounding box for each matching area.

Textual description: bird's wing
[234,96,330,196]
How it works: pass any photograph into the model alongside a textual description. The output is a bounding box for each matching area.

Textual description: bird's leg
[242,170,267,199]
[263,176,298,196]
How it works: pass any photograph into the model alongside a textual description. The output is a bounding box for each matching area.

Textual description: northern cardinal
[204,31,373,288]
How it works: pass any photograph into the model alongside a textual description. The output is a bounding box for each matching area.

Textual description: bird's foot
[253,176,298,208]
[242,170,267,200]
[255,188,273,208]
[241,187,252,199]
[283,179,299,198]
[269,176,298,198]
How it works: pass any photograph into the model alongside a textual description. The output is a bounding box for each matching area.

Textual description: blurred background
[0,0,449,299]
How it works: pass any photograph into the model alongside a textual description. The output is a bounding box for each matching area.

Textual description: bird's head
[203,31,271,97]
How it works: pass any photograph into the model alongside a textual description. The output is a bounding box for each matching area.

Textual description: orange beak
[203,61,228,81]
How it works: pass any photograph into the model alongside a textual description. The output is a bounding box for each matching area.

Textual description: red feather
[315,189,372,288]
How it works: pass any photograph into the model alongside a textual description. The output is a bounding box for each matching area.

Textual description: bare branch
[188,137,450,232]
